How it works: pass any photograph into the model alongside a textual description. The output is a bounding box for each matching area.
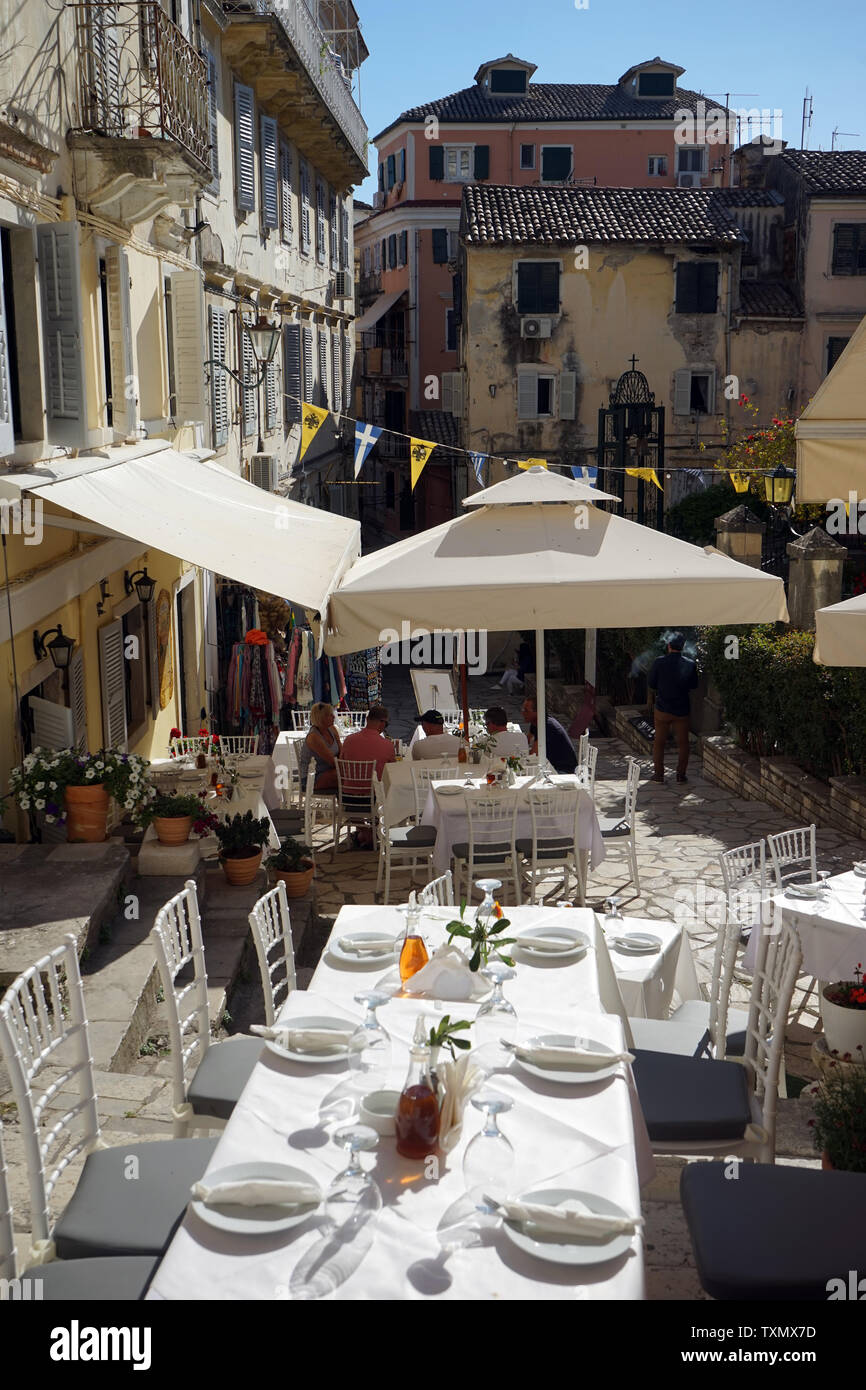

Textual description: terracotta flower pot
[220,849,263,886]
[821,986,866,1059]
[153,815,193,847]
[270,863,314,899]
[821,1150,834,1171]
[64,784,110,843]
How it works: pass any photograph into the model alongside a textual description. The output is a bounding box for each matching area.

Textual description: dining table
[148,754,280,852]
[759,869,866,981]
[147,904,654,1301]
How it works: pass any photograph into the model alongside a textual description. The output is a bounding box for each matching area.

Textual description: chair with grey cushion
[375,783,436,904]
[633,918,802,1162]
[152,880,262,1138]
[681,1161,866,1300]
[516,787,586,905]
[452,794,523,905]
[249,880,314,1026]
[0,936,217,1264]
[596,757,640,892]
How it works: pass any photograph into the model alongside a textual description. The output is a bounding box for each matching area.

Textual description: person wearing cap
[484,706,529,759]
[647,633,698,784]
[411,710,464,761]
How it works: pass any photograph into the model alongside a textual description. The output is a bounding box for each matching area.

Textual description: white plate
[514,925,589,962]
[501,1188,635,1267]
[435,785,463,797]
[607,932,662,956]
[785,883,821,899]
[265,1015,352,1065]
[191,1162,321,1235]
[510,1033,620,1085]
[328,932,400,966]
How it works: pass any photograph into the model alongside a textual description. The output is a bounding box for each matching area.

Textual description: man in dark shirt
[648,632,698,784]
[521,695,578,775]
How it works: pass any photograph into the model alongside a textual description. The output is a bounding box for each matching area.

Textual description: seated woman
[298,701,341,792]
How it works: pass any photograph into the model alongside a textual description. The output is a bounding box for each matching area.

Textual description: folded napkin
[191,1178,322,1208]
[437,1053,483,1152]
[514,934,575,954]
[494,1195,642,1240]
[250,1024,353,1051]
[338,935,398,954]
[403,944,489,1002]
[514,1041,634,1070]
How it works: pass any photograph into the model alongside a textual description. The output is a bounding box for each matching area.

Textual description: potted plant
[446,901,516,972]
[266,837,315,897]
[8,747,154,842]
[214,810,270,886]
[821,966,866,1058]
[809,1058,866,1172]
[140,792,219,846]
[470,730,496,765]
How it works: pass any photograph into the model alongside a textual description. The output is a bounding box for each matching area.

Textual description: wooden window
[826,336,851,373]
[283,322,301,425]
[445,147,473,181]
[473,146,490,180]
[516,261,560,314]
[490,68,527,94]
[675,261,718,314]
[279,142,293,245]
[520,144,535,170]
[673,367,716,415]
[37,222,86,444]
[638,71,675,96]
[429,146,444,180]
[517,371,556,419]
[831,224,866,276]
[432,228,449,263]
[260,114,278,229]
[170,269,206,425]
[105,243,136,437]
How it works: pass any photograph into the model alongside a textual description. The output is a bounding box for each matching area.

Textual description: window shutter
[673,368,692,415]
[234,82,255,212]
[342,331,351,409]
[451,371,464,418]
[378,162,384,192]
[388,234,397,269]
[398,149,406,184]
[432,228,449,264]
[0,244,14,457]
[171,269,206,424]
[241,323,256,435]
[540,262,560,312]
[37,222,86,443]
[29,695,75,751]
[698,261,719,313]
[87,4,121,131]
[205,45,219,192]
[329,191,338,266]
[260,114,278,228]
[105,243,136,437]
[517,373,537,419]
[387,153,396,189]
[429,146,444,180]
[452,272,463,324]
[98,619,127,751]
[316,181,326,262]
[146,599,159,717]
[341,202,350,270]
[265,356,278,430]
[302,325,313,403]
[208,305,229,446]
[704,369,716,415]
[283,323,301,424]
[399,230,408,266]
[675,262,697,313]
[300,163,312,254]
[317,329,328,408]
[559,370,577,420]
[381,238,387,272]
[473,145,490,180]
[331,334,341,410]
[441,372,453,414]
[68,646,89,750]
[279,142,293,244]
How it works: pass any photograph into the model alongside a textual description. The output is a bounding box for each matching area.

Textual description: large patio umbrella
[814,594,866,666]
[324,468,789,760]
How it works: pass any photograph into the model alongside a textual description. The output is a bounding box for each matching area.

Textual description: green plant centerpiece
[8,747,154,826]
[215,811,271,860]
[810,1055,866,1172]
[427,1015,472,1058]
[140,792,219,839]
[266,837,314,873]
[446,899,516,972]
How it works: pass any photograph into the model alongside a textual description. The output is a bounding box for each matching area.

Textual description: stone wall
[700,734,866,841]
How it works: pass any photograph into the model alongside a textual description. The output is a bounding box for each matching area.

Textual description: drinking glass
[603,895,623,922]
[476,878,502,926]
[473,962,517,1071]
[462,1092,515,1216]
[347,991,392,1092]
[817,870,830,898]
[325,1124,382,1231]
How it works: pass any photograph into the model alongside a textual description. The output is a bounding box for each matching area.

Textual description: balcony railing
[71,2,209,167]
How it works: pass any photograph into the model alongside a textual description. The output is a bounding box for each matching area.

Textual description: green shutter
[473,145,490,180]
[429,146,444,180]
[432,229,449,263]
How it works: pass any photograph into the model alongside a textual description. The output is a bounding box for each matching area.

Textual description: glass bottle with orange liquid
[395,1017,440,1159]
[398,893,429,983]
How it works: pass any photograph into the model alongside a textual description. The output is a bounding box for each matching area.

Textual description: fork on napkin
[250,1024,354,1051]
[504,1040,634,1070]
[191,1178,322,1208]
[338,936,398,954]
[488,1195,642,1240]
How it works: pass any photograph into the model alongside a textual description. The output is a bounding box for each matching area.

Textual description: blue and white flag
[571,464,598,486]
[354,422,382,479]
[468,451,488,488]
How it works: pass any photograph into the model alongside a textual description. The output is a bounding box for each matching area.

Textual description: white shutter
[68,647,88,751]
[517,373,537,419]
[279,142,293,245]
[260,114,278,229]
[300,163,311,254]
[0,243,13,458]
[329,191,338,267]
[441,372,453,414]
[87,3,121,132]
[302,325,313,403]
[265,357,278,430]
[30,695,75,751]
[342,331,351,409]
[331,335,341,410]
[559,370,577,420]
[241,323,256,435]
[318,329,329,408]
[234,82,255,212]
[209,305,229,446]
[147,597,159,716]
[171,269,206,424]
[705,369,716,415]
[673,368,692,416]
[37,223,86,443]
[316,181,326,262]
[205,44,219,192]
[98,619,127,751]
[105,243,136,437]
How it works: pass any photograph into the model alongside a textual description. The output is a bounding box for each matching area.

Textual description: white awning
[354,289,406,335]
[0,441,360,619]
[795,314,866,502]
[814,592,866,666]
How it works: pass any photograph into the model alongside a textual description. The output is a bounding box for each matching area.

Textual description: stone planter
[64,784,110,843]
[270,863,314,898]
[821,986,866,1059]
[220,849,263,886]
[153,815,193,847]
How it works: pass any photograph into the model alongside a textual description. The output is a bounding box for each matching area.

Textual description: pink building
[354,53,733,539]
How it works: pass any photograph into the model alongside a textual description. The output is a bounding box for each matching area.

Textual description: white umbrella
[814,593,866,666]
[325,468,789,761]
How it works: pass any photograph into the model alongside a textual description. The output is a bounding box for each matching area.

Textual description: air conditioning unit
[373,192,384,208]
[677,172,701,188]
[741,264,759,280]
[333,270,351,299]
[521,317,553,339]
[250,454,278,492]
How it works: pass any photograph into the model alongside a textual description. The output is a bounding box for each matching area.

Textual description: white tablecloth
[764,871,866,980]
[147,905,652,1301]
[149,756,280,852]
[602,915,701,1020]
[425,775,604,879]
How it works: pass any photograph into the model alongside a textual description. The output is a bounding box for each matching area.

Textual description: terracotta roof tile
[461,184,746,246]
[778,150,866,195]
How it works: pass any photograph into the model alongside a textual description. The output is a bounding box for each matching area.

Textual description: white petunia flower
[35,799,45,810]
[20,797,30,809]
[85,768,95,779]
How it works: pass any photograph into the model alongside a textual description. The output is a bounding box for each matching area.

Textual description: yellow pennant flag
[299,403,330,461]
[517,458,548,470]
[729,470,751,493]
[409,438,437,491]
[626,467,663,492]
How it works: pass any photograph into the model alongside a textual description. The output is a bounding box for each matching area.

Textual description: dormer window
[489,68,528,95]
[637,71,675,97]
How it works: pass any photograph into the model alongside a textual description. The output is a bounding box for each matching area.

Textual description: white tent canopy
[814,593,866,666]
[0,441,360,620]
[795,314,866,503]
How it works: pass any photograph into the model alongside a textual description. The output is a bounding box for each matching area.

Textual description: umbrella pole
[535,628,547,765]
[460,654,470,744]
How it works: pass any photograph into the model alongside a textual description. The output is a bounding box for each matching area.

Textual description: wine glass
[603,895,623,922]
[473,962,517,1071]
[817,870,831,898]
[325,1124,382,1231]
[347,991,392,1092]
[476,878,502,927]
[462,1092,515,1216]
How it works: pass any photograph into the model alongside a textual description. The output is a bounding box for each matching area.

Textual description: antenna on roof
[831,128,860,149]
[800,89,813,149]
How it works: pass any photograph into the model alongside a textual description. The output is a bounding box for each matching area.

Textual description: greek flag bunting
[570,465,598,486]
[468,451,488,487]
[353,422,382,478]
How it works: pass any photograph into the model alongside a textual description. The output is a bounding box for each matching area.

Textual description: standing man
[521,695,577,775]
[647,633,698,784]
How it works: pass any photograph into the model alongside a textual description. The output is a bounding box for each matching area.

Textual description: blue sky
[352,0,865,200]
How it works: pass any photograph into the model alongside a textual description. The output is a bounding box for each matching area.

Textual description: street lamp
[203,316,281,453]
[765,464,796,507]
[33,625,76,669]
[124,568,157,603]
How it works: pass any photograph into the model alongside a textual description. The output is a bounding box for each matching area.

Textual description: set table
[767,869,866,980]
[148,754,280,852]
[147,904,656,1301]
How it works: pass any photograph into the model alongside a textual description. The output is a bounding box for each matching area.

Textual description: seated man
[521,695,577,775]
[340,705,396,778]
[484,706,529,759]
[411,710,464,760]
